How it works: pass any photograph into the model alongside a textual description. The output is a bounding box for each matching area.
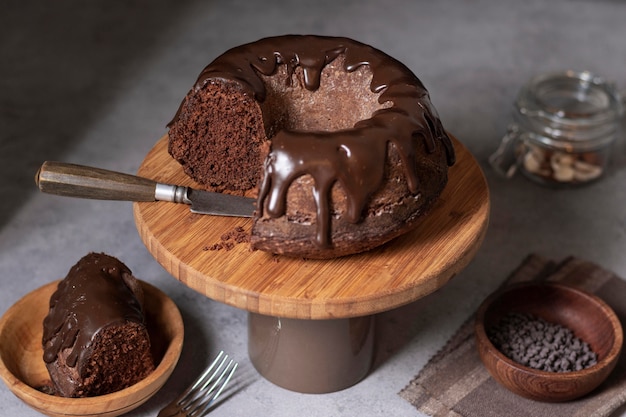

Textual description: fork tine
[181,354,229,408]
[206,358,238,405]
[177,351,225,407]
[179,351,238,416]
[190,358,238,416]
[157,351,238,417]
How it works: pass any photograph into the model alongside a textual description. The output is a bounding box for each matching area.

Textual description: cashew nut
[574,160,603,182]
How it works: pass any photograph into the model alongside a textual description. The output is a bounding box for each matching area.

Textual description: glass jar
[490,71,624,186]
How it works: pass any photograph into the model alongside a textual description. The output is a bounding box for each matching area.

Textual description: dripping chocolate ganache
[168,35,455,259]
[42,253,154,397]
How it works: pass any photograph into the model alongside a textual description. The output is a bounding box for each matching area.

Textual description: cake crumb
[204,226,250,251]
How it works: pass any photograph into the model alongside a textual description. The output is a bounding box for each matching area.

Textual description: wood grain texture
[36,161,158,202]
[133,134,490,319]
[474,282,623,402]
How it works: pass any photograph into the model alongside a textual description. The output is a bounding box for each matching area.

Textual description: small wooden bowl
[0,279,184,417]
[475,282,622,402]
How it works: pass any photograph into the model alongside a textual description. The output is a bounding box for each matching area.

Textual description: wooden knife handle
[35,161,157,201]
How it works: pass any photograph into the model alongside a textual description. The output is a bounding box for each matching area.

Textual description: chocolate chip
[487,312,598,373]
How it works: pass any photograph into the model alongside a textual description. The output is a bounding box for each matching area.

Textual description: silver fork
[157,351,238,417]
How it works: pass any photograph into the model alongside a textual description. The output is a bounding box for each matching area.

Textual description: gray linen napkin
[399,254,626,417]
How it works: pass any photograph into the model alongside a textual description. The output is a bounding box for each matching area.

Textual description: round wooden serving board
[134,134,489,320]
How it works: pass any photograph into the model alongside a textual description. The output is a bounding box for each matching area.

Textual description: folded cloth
[399,254,626,417]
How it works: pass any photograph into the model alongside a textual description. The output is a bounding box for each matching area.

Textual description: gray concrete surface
[1,0,625,416]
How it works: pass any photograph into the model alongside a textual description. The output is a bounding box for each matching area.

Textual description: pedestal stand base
[248,313,375,393]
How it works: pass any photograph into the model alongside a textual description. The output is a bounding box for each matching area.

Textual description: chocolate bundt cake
[168,35,455,258]
[42,253,155,397]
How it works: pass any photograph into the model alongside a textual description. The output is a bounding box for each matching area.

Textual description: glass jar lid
[514,70,624,150]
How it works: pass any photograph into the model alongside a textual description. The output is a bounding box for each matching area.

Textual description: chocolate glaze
[42,253,145,375]
[171,35,455,248]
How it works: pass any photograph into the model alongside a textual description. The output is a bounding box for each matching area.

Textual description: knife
[35,161,256,217]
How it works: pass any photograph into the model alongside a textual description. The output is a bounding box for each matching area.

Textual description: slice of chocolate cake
[42,253,155,397]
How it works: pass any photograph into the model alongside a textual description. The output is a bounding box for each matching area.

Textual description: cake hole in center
[259,55,390,135]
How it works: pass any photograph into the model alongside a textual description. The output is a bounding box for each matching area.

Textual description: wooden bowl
[0,279,184,417]
[475,282,622,402]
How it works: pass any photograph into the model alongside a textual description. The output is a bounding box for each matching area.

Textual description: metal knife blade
[35,161,256,218]
[186,187,255,217]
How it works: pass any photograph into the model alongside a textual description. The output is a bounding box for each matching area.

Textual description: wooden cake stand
[134,135,489,393]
